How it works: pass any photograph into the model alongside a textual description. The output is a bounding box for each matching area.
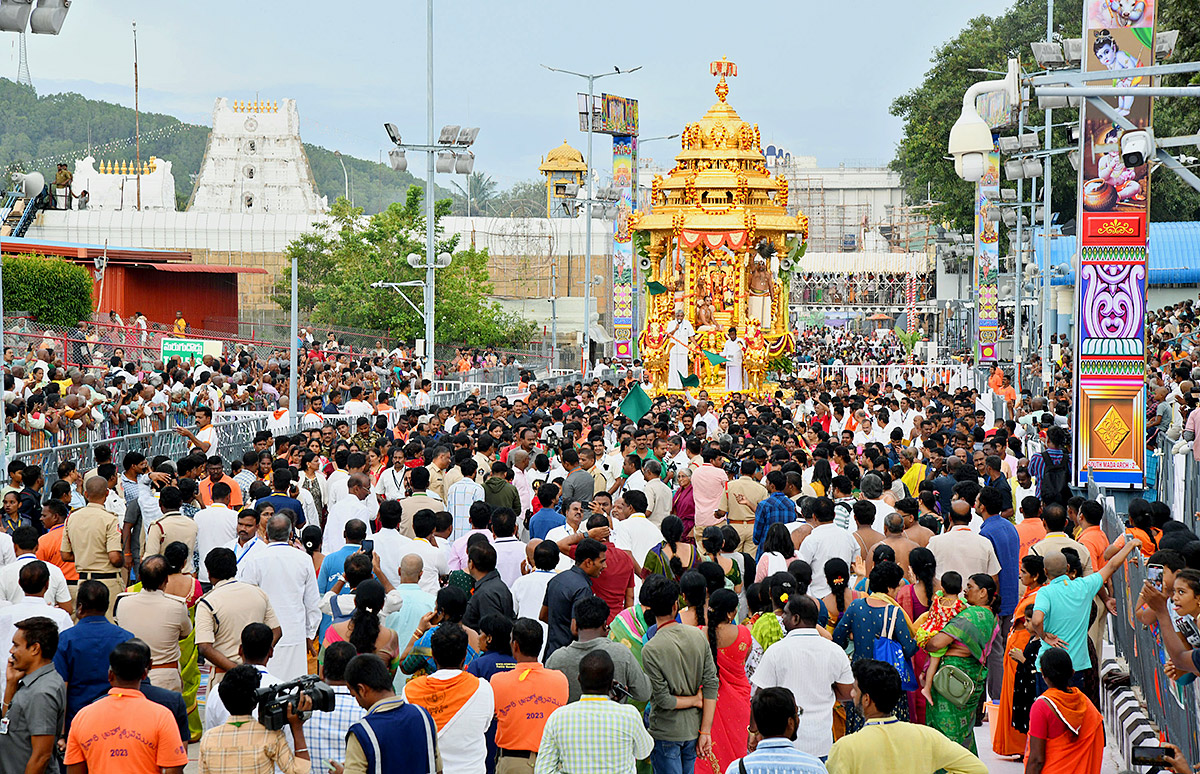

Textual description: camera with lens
[544,429,561,454]
[256,675,336,731]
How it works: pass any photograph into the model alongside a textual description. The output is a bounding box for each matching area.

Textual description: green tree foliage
[3,254,94,326]
[276,187,535,346]
[489,180,548,217]
[450,172,499,216]
[0,78,445,215]
[890,0,1200,232]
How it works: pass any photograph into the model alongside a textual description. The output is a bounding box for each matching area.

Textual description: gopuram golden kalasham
[633,58,808,399]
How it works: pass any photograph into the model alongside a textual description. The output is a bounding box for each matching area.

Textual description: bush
[2,254,94,327]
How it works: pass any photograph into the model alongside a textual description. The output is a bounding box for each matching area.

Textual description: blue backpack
[873,605,917,690]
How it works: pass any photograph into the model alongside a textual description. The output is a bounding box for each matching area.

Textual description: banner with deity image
[612,135,636,359]
[1073,1,1154,488]
[975,146,1001,363]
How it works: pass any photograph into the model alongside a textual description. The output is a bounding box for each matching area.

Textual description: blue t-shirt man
[980,512,1021,617]
[1033,571,1106,671]
[529,507,565,540]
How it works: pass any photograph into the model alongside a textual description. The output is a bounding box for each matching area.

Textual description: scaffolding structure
[788,175,871,253]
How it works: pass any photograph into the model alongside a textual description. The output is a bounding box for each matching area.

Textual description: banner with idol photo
[975,145,1001,363]
[612,134,636,359]
[1073,2,1155,488]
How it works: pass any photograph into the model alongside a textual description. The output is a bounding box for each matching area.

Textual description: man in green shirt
[640,575,717,774]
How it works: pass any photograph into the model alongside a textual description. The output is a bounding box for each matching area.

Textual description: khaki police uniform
[719,476,768,553]
[113,588,191,692]
[144,511,199,566]
[60,503,124,618]
[195,578,280,690]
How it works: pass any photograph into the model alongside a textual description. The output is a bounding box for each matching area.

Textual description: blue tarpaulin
[1032,221,1200,286]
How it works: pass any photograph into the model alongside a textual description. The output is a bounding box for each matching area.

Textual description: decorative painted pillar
[975,145,1001,363]
[612,134,636,360]
[1072,7,1155,488]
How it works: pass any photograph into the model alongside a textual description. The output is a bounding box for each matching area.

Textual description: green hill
[0,78,446,214]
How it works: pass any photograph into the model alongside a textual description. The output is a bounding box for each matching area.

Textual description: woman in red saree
[702,588,752,774]
[1026,648,1106,774]
[994,555,1046,758]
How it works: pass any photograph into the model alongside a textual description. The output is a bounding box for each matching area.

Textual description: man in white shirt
[640,460,673,527]
[238,514,321,680]
[370,502,412,589]
[750,595,853,760]
[610,490,663,574]
[928,504,1001,584]
[223,509,267,568]
[859,473,896,534]
[175,405,218,455]
[797,499,860,599]
[693,400,721,439]
[0,527,72,612]
[0,561,73,704]
[405,509,449,594]
[324,473,373,555]
[489,508,527,588]
[193,482,239,585]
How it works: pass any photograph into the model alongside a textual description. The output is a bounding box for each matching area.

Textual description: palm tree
[450,172,498,216]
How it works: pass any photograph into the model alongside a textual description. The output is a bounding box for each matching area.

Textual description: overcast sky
[11,0,1013,188]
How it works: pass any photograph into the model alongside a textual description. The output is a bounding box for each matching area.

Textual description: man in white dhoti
[747,258,774,330]
[721,326,745,392]
[239,513,320,680]
[665,308,695,390]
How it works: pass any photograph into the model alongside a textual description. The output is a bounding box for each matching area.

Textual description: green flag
[702,349,727,365]
[678,372,701,389]
[619,382,652,423]
[646,281,668,296]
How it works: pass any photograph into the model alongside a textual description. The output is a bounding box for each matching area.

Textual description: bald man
[383,554,436,687]
[323,473,373,555]
[880,513,918,575]
[60,476,125,618]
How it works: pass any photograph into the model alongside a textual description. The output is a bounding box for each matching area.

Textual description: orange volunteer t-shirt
[37,523,77,580]
[490,662,569,752]
[64,688,189,774]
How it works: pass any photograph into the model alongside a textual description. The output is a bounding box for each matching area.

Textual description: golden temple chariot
[632,58,808,397]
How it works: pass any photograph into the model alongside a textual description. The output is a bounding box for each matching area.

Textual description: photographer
[198,663,312,774]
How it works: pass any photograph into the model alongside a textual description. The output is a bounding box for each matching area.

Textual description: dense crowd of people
[0,332,1197,774]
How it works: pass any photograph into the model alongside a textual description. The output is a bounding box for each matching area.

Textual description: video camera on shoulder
[256,675,336,731]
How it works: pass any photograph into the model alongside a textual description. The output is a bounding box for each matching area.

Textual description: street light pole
[424,0,436,373]
[542,64,641,375]
[1041,0,1054,388]
[334,151,349,203]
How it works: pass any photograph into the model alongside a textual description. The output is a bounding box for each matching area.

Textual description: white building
[71,155,178,211]
[188,98,327,215]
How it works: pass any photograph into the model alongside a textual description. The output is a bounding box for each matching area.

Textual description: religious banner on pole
[975,145,1001,363]
[612,134,636,359]
[1072,3,1154,489]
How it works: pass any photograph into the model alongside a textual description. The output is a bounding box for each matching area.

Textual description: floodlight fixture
[1000,188,1017,201]
[1037,85,1070,110]
[435,150,455,174]
[0,0,33,32]
[456,127,480,146]
[997,136,1021,153]
[1062,38,1083,66]
[1068,149,1081,170]
[435,252,453,268]
[1018,133,1041,151]
[1004,159,1026,180]
[454,151,475,175]
[1001,208,1018,227]
[1022,158,1043,178]
[406,253,424,268]
[1156,30,1180,60]
[1034,205,1046,223]
[29,0,69,34]
[384,123,402,145]
[438,124,461,145]
[1031,41,1066,69]
[987,207,1002,223]
[388,149,408,173]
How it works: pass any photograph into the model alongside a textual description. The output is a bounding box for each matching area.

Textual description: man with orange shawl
[1025,647,1105,774]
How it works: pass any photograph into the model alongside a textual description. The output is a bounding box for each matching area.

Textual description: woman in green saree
[922,573,1001,753]
[133,541,204,742]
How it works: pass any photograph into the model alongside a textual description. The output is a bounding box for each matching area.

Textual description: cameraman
[198,663,312,774]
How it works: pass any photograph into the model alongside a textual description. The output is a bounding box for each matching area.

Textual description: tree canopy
[276,186,535,347]
[890,0,1200,233]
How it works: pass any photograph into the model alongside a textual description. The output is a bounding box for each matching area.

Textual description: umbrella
[867,313,893,321]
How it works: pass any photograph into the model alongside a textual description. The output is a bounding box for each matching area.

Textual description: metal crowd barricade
[1103,501,1200,765]
[804,363,974,389]
[1154,448,1200,535]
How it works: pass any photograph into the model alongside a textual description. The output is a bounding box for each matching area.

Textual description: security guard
[60,476,124,619]
[195,546,281,691]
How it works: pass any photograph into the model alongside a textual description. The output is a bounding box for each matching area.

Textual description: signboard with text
[161,338,223,362]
